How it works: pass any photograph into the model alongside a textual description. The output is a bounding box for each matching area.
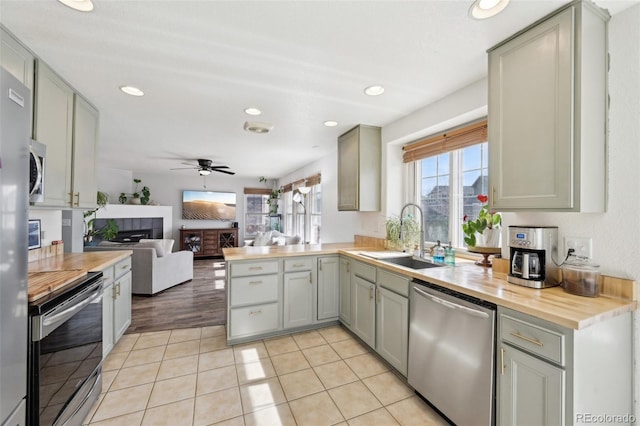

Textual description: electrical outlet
[565,236,593,259]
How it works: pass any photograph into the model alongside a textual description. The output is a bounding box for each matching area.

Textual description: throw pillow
[253,231,273,247]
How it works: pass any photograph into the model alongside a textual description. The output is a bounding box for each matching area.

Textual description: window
[418,143,488,247]
[403,120,488,249]
[282,174,322,244]
[244,192,270,237]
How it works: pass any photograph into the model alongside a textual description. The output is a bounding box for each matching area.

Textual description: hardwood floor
[125,259,226,334]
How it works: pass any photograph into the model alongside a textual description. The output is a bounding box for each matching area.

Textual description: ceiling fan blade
[214,169,236,175]
[209,165,230,169]
[170,166,198,170]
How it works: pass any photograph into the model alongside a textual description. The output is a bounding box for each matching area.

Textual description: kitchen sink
[381,256,444,270]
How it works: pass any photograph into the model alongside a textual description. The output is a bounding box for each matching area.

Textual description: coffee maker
[508,226,560,289]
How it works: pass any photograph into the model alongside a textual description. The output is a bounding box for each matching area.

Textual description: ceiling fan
[170,159,235,176]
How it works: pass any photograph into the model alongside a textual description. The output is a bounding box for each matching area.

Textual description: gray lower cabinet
[283,270,313,329]
[339,257,351,325]
[317,256,339,320]
[497,307,632,425]
[351,275,376,348]
[499,344,564,425]
[375,280,409,376]
[100,255,132,358]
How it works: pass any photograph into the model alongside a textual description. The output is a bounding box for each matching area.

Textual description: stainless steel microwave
[29,140,45,203]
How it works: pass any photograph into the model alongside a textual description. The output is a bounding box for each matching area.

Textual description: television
[182,190,237,220]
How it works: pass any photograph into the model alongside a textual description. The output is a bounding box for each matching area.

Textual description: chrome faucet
[400,203,424,258]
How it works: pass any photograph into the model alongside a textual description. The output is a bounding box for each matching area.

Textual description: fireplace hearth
[93,217,163,243]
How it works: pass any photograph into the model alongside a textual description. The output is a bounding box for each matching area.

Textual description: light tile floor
[84,325,448,426]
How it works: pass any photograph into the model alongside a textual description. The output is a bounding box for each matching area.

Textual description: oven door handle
[413,286,489,319]
[33,283,103,341]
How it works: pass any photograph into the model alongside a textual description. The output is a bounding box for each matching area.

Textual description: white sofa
[85,239,194,295]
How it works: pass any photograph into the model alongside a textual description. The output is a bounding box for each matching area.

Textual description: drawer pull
[510,331,543,347]
[249,266,263,271]
[249,309,262,316]
[249,280,262,285]
[293,263,306,268]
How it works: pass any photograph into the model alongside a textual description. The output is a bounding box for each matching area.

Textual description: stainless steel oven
[28,272,103,426]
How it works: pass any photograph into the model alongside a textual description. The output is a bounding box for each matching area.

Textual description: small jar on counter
[561,256,600,297]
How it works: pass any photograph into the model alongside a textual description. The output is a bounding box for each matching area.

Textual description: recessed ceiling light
[119,86,144,97]
[244,107,262,116]
[364,85,385,96]
[323,121,338,127]
[57,0,94,12]
[469,0,509,19]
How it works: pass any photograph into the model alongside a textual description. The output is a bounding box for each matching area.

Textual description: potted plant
[121,178,151,205]
[84,191,119,244]
[259,176,283,215]
[385,215,419,251]
[462,194,502,248]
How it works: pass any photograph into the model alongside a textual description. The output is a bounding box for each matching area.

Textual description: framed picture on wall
[28,219,41,250]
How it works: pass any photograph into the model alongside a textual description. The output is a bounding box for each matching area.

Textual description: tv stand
[179,228,238,258]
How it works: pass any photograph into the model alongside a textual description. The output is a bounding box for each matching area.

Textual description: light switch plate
[565,236,592,259]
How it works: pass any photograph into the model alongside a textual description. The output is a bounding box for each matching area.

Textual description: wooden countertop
[28,251,133,301]
[222,243,367,261]
[222,244,636,330]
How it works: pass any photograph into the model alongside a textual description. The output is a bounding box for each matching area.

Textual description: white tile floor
[84,324,448,426]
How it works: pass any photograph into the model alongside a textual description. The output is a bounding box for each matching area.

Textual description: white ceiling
[1,0,636,178]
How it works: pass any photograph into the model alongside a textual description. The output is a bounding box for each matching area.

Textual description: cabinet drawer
[230,275,279,306]
[376,269,410,297]
[230,303,279,337]
[101,265,115,285]
[500,314,565,365]
[114,256,132,278]
[284,258,313,272]
[353,261,376,283]
[231,261,279,277]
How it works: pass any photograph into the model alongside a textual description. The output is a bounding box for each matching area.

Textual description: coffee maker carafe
[508,226,559,288]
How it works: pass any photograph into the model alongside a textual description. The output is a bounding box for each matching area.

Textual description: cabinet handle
[319,260,322,271]
[112,285,117,299]
[249,280,262,285]
[116,282,121,297]
[68,192,74,206]
[249,309,262,316]
[74,192,80,206]
[369,286,374,300]
[376,288,380,303]
[249,266,263,271]
[121,264,128,270]
[347,263,350,273]
[500,347,505,375]
[309,274,312,284]
[510,332,543,347]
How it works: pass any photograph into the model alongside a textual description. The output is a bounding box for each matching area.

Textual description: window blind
[244,188,271,195]
[402,119,487,163]
[283,173,322,193]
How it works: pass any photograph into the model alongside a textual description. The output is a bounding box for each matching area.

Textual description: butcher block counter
[224,245,636,330]
[28,251,132,302]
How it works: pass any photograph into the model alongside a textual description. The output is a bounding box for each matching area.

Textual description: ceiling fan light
[244,121,274,134]
[469,0,509,19]
[199,169,211,176]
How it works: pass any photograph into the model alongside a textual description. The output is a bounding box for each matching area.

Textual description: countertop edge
[28,250,134,274]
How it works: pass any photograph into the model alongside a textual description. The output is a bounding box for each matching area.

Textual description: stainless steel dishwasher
[408,279,496,426]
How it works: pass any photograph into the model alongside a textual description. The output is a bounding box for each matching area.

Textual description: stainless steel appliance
[507,226,559,288]
[408,280,496,426]
[29,139,46,203]
[28,272,103,426]
[1,68,30,426]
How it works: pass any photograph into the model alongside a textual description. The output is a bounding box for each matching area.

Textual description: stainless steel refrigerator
[0,67,30,425]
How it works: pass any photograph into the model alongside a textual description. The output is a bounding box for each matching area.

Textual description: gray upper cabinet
[1,26,34,130]
[488,2,608,212]
[337,125,381,211]
[34,60,74,207]
[34,59,99,208]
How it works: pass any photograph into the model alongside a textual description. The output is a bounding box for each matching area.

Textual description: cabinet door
[489,8,573,210]
[283,271,313,329]
[338,127,359,211]
[339,258,351,326]
[499,345,565,426]
[34,60,74,207]
[113,271,132,342]
[352,275,375,348]
[317,256,339,321]
[219,230,237,249]
[102,282,114,358]
[181,230,203,255]
[376,287,408,376]
[202,230,218,256]
[1,28,34,115]
[71,95,98,208]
